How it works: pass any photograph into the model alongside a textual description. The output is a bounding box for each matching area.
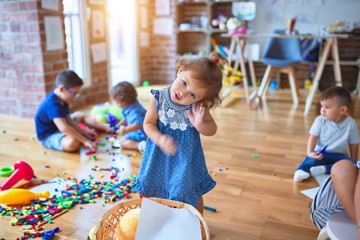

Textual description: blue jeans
[296,152,355,174]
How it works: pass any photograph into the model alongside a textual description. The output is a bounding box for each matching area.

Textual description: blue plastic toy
[318,144,328,155]
[42,227,59,240]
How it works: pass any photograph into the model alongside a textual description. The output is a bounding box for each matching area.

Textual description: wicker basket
[94,198,210,240]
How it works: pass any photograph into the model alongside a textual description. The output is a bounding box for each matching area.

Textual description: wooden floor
[1,88,359,239]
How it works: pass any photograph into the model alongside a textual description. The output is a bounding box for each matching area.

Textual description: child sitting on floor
[35,69,100,152]
[293,86,359,182]
[310,158,360,230]
[110,81,147,151]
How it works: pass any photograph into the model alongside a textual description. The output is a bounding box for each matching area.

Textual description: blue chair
[255,29,303,104]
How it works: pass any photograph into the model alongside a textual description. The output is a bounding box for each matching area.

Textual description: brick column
[0,0,47,117]
[0,0,109,118]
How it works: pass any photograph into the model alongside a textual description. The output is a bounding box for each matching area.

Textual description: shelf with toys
[176,0,249,57]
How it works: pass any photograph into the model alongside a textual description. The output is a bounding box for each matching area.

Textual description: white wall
[247,0,360,47]
[250,0,360,33]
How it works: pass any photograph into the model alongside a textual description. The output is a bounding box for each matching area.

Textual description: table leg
[222,37,237,100]
[256,65,273,99]
[355,60,360,96]
[230,38,241,85]
[227,36,236,66]
[246,41,257,100]
[236,39,250,103]
[288,66,299,105]
[331,38,342,86]
[304,38,333,116]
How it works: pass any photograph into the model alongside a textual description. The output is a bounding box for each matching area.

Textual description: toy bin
[94,198,210,240]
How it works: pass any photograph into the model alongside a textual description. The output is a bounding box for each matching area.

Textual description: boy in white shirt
[293,86,359,182]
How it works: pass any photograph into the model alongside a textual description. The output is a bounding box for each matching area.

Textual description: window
[107,0,138,86]
[63,0,91,86]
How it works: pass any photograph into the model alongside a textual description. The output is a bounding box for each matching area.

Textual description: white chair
[317,210,357,240]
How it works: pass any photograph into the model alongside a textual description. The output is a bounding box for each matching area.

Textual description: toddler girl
[133,52,227,213]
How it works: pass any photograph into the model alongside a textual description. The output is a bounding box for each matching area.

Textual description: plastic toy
[0,188,50,205]
[0,161,34,191]
[318,144,328,155]
[42,227,59,240]
[204,205,217,212]
[90,102,123,126]
[0,166,14,177]
[216,45,228,58]
[224,66,242,86]
[112,139,122,149]
[86,149,97,155]
[142,80,150,87]
[210,37,229,59]
[116,208,141,240]
[269,81,278,89]
[304,79,312,90]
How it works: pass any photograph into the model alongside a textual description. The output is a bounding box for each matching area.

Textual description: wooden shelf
[177,28,208,33]
[176,0,247,56]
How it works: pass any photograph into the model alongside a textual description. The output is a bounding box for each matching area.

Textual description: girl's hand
[157,134,177,155]
[116,126,127,135]
[307,152,323,160]
[188,103,205,128]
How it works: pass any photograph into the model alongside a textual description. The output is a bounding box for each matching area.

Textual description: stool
[317,210,356,240]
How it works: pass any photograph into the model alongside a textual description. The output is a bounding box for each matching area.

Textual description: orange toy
[0,188,50,205]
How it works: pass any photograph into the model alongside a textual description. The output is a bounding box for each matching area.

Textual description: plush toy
[116,208,141,240]
[90,102,123,126]
[211,13,228,30]
[226,17,242,31]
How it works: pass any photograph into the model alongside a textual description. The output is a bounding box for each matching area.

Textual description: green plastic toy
[90,102,123,125]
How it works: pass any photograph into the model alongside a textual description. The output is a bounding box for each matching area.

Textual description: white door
[107,0,138,86]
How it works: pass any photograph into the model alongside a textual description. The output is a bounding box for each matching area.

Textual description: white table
[221,33,350,115]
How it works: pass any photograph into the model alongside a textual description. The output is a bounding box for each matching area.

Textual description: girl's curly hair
[176,52,228,108]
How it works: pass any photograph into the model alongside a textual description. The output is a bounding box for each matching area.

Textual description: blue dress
[133,87,216,207]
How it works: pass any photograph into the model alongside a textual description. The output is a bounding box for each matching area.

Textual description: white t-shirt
[309,115,359,156]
